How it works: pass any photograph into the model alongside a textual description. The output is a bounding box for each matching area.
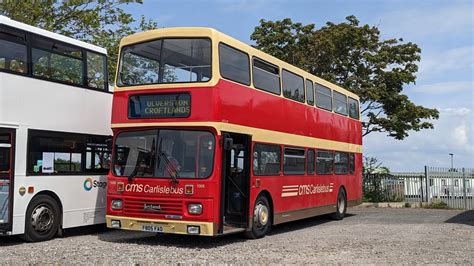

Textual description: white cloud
[440,107,471,117]
[364,104,474,171]
[412,81,472,95]
[452,124,470,147]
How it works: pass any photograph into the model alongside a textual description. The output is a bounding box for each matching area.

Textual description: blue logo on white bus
[84,178,93,191]
[83,178,107,191]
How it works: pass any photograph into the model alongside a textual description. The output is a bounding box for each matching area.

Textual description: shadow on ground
[0,213,356,248]
[98,213,355,248]
[445,210,474,226]
[0,224,109,247]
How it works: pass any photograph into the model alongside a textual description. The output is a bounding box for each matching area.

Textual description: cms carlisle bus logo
[83,178,107,191]
[281,183,334,197]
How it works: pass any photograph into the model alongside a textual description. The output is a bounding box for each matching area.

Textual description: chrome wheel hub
[254,202,269,228]
[31,205,54,233]
[338,195,345,213]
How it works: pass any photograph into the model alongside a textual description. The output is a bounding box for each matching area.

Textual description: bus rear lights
[185,184,194,195]
[188,203,202,215]
[187,225,200,235]
[111,199,123,210]
[111,220,121,228]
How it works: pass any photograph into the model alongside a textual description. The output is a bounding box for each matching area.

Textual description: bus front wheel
[245,195,271,239]
[22,195,60,242]
[331,188,347,220]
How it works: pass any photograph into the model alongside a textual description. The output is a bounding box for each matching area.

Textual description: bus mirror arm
[128,168,138,183]
[223,137,233,151]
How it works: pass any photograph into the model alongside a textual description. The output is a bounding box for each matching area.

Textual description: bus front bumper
[106,215,216,236]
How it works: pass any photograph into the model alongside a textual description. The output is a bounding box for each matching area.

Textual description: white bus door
[0,128,14,231]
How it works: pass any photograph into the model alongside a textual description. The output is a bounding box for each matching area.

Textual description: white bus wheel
[22,195,60,242]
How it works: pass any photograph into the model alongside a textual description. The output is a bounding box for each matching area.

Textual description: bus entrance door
[0,128,14,231]
[221,133,251,233]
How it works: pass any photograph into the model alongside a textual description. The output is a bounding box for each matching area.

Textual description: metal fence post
[424,166,430,204]
[462,168,467,210]
[419,175,424,203]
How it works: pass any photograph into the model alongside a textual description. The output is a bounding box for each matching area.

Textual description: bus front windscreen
[117,38,212,86]
[113,129,215,179]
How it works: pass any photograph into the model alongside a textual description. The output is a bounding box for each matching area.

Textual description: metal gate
[363,167,474,210]
[426,167,473,210]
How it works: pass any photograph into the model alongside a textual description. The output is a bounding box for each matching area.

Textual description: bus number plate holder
[141,224,164,233]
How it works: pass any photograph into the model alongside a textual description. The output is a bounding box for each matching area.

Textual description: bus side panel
[11,175,107,235]
[1,73,112,235]
[215,79,362,146]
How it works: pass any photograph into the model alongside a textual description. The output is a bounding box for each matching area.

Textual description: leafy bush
[428,201,448,209]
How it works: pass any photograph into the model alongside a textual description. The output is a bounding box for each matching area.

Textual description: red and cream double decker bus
[106,28,362,238]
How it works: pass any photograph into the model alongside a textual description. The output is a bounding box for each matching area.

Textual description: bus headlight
[188,203,202,215]
[111,199,123,210]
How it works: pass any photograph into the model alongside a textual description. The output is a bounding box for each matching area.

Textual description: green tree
[363,156,390,174]
[251,16,439,140]
[0,0,158,84]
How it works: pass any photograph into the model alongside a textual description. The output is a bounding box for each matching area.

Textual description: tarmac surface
[1,207,473,264]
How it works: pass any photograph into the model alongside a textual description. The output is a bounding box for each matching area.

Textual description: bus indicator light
[185,185,194,195]
[117,182,124,192]
[28,186,34,194]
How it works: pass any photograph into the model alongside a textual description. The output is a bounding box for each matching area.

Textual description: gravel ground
[1,208,473,264]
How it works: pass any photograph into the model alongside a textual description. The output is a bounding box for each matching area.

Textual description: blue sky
[125,0,473,171]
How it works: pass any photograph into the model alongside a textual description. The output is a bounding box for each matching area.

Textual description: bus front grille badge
[144,204,161,212]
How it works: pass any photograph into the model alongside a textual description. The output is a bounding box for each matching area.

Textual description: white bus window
[27,130,111,175]
[54,152,82,173]
[32,37,84,85]
[86,137,111,174]
[87,52,106,90]
[0,26,27,73]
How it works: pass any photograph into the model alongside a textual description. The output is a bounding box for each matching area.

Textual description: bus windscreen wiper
[159,152,179,184]
[128,168,138,183]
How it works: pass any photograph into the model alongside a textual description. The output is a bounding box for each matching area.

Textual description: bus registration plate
[141,224,163,233]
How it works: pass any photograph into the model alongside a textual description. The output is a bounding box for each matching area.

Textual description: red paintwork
[107,79,363,233]
[111,79,362,145]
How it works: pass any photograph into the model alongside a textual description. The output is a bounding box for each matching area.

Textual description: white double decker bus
[0,16,112,242]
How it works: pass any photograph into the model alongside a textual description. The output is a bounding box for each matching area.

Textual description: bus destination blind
[129,93,191,118]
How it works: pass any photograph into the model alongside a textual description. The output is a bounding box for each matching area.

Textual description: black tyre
[331,188,347,220]
[22,195,60,242]
[245,195,271,239]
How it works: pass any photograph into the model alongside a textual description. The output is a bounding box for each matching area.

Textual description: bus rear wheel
[245,195,271,239]
[22,195,60,242]
[331,188,347,220]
